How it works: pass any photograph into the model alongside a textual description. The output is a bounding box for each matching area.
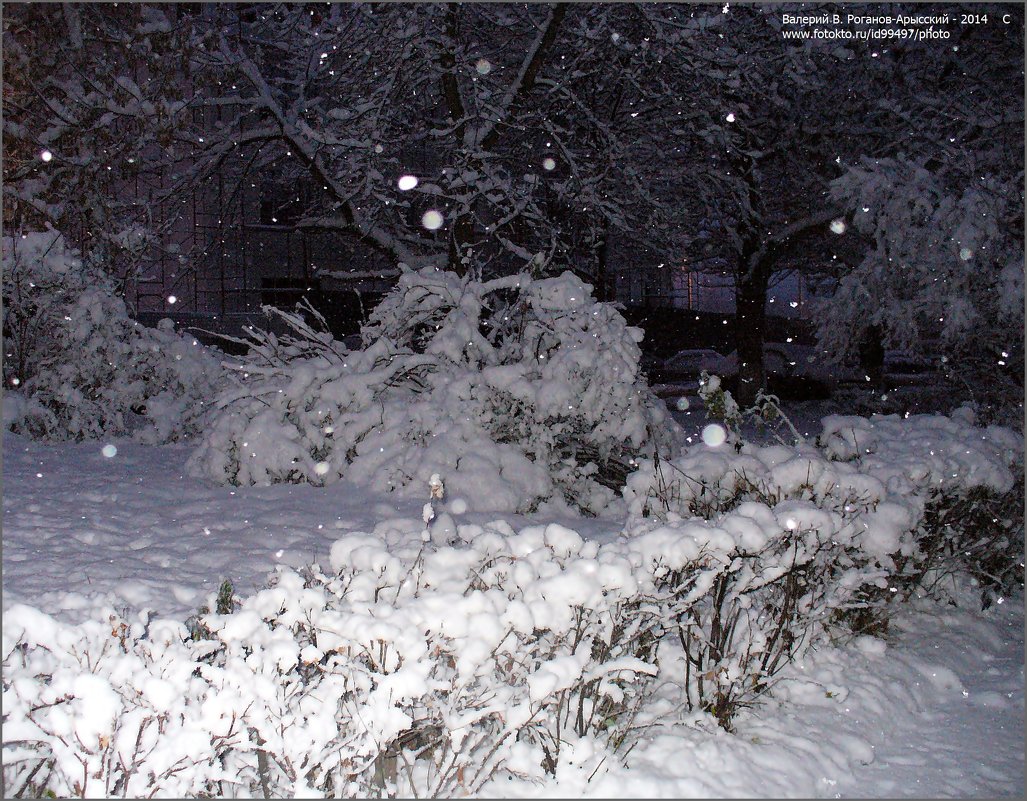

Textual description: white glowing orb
[422,210,444,230]
[167,295,177,305]
[959,247,973,261]
[785,517,798,530]
[397,174,419,191]
[676,396,690,411]
[450,498,468,515]
[830,219,847,234]
[374,144,384,154]
[314,461,330,476]
[475,58,491,75]
[40,150,53,163]
[702,423,727,447]
[101,444,118,458]
[542,157,556,171]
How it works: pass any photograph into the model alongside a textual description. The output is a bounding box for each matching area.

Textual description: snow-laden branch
[475,4,567,151]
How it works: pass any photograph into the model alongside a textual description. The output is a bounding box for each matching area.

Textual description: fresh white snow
[3,426,1022,797]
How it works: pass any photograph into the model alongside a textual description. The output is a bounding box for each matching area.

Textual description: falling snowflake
[167,295,177,305]
[40,150,53,163]
[397,174,418,191]
[542,157,556,171]
[422,210,444,230]
[475,58,491,75]
[725,112,736,123]
[830,219,847,234]
[702,423,727,447]
[101,444,117,458]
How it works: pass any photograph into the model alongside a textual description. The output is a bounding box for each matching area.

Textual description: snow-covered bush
[189,267,677,514]
[2,521,665,797]
[1,605,238,798]
[5,405,1022,797]
[2,231,225,443]
[622,439,894,725]
[624,401,1024,702]
[819,409,1024,609]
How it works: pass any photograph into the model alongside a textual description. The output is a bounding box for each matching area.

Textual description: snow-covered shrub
[200,525,662,796]
[698,370,804,448]
[189,267,677,514]
[819,408,1024,609]
[622,442,891,726]
[622,401,1024,711]
[1,605,238,798]
[2,231,225,443]
[3,522,665,797]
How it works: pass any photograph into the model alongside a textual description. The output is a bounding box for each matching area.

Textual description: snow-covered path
[2,431,1023,797]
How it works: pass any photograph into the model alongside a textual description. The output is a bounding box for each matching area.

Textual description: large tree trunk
[735,259,770,407]
[858,323,886,390]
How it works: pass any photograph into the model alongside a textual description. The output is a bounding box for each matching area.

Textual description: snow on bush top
[189,266,677,515]
[623,407,1022,568]
[819,408,1021,496]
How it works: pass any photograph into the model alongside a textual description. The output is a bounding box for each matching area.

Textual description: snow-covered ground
[490,599,1024,798]
[3,424,1023,798]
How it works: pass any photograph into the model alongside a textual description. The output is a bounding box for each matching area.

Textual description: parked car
[653,343,833,400]
[652,348,734,384]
